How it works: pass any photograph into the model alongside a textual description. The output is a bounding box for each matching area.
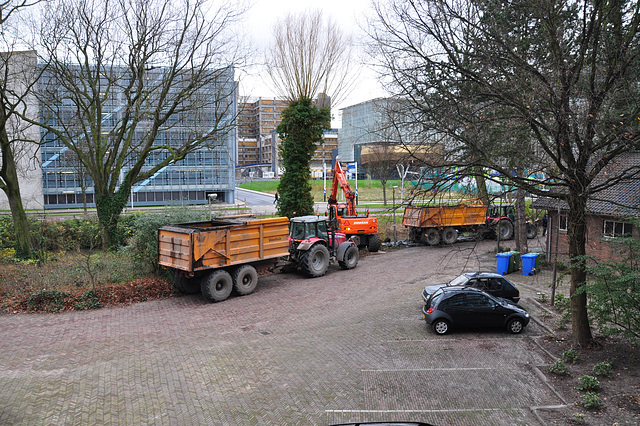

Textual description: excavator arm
[329,160,356,216]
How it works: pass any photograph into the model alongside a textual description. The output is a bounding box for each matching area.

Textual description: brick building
[531,151,640,262]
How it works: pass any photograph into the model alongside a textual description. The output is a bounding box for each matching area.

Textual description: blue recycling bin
[496,252,511,275]
[521,253,539,276]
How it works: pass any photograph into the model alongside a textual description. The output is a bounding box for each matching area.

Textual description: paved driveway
[0,240,563,425]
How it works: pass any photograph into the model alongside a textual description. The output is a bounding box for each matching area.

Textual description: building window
[603,220,633,237]
[559,215,567,231]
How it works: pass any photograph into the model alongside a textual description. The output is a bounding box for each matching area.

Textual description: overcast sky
[237,0,386,126]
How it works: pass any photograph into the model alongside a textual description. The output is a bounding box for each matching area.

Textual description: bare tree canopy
[369,0,640,346]
[23,0,247,247]
[266,9,356,104]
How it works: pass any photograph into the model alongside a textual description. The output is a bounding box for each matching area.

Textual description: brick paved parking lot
[0,240,564,425]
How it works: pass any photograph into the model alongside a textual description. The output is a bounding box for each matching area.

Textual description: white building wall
[0,50,43,211]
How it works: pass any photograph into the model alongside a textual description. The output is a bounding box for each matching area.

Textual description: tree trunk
[515,180,528,253]
[567,193,593,347]
[95,186,130,249]
[473,167,490,206]
[0,126,31,258]
[381,181,387,205]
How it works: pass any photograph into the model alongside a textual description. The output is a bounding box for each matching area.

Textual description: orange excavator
[327,160,380,252]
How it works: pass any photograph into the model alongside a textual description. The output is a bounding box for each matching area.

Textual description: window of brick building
[603,220,633,237]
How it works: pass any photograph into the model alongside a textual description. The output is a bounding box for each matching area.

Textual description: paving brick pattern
[0,239,562,425]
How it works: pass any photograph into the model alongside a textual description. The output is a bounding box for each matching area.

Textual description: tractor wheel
[350,235,362,247]
[526,223,538,239]
[301,244,330,277]
[173,271,200,294]
[339,245,359,270]
[497,220,514,240]
[367,234,381,252]
[200,270,233,302]
[442,227,458,245]
[422,228,441,246]
[232,265,259,296]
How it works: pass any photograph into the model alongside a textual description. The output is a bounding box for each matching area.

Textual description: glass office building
[39,66,237,209]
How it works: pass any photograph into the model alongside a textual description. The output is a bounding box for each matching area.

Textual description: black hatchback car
[421,271,521,303]
[422,286,530,335]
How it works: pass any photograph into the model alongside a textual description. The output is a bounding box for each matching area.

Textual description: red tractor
[288,215,359,277]
[327,160,380,252]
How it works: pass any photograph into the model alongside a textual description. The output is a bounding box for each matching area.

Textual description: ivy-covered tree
[266,10,354,218]
[276,98,330,217]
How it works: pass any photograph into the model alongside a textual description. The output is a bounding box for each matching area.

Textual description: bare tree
[369,0,640,346]
[266,10,356,105]
[24,0,247,248]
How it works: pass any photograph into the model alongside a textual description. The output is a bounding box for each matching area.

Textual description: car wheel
[507,318,524,334]
[432,319,450,335]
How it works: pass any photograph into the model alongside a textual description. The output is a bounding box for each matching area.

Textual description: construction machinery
[327,160,380,252]
[403,202,537,245]
[158,215,358,302]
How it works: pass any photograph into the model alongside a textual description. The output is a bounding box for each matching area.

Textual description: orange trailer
[158,216,290,301]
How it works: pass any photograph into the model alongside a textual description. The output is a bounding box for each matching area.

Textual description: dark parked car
[421,271,520,303]
[422,286,530,335]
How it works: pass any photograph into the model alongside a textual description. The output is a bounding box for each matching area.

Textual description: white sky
[236,0,387,127]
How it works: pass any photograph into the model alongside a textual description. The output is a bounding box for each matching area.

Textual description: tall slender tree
[266,10,355,217]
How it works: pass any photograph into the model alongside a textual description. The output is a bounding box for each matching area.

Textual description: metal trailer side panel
[402,204,488,228]
[159,217,290,274]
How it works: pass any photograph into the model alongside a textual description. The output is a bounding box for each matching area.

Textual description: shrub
[575,375,600,391]
[581,391,601,409]
[549,360,569,375]
[583,226,640,341]
[572,413,585,424]
[27,289,71,313]
[592,361,613,377]
[74,289,103,311]
[128,208,208,273]
[563,348,580,364]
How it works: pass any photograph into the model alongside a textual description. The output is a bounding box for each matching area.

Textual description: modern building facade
[1,51,238,211]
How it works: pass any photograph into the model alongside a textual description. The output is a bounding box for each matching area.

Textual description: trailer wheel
[301,244,330,277]
[232,265,259,296]
[367,234,381,252]
[409,228,421,243]
[442,227,458,245]
[526,223,537,239]
[423,228,441,245]
[201,270,233,302]
[339,245,359,270]
[497,220,514,240]
[173,272,200,294]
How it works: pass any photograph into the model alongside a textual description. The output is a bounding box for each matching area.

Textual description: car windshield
[448,275,469,286]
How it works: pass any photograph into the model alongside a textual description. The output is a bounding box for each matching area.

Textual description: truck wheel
[526,223,537,239]
[422,228,441,245]
[339,245,359,269]
[367,234,381,252]
[497,220,514,240]
[442,227,458,245]
[232,265,258,296]
[173,272,200,294]
[201,270,233,302]
[301,244,330,277]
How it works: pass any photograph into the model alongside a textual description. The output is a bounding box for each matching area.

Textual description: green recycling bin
[507,251,521,273]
